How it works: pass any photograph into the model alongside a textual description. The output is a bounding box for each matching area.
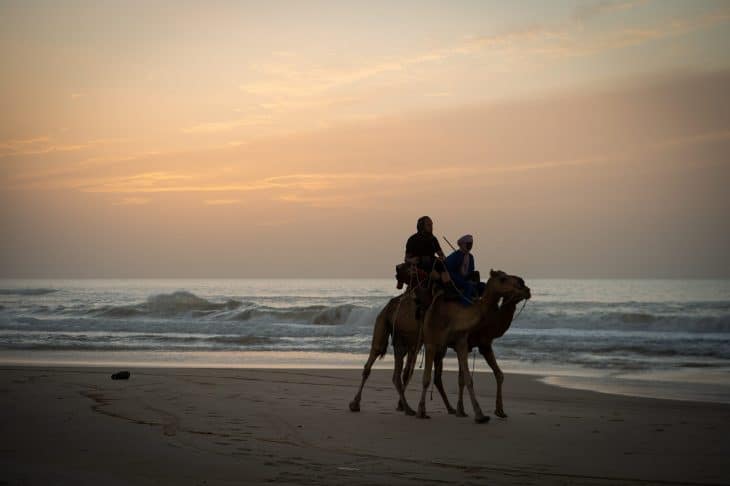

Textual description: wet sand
[1,366,729,485]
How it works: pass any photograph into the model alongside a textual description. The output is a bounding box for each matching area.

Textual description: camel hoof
[455,411,468,418]
[416,412,431,419]
[349,401,360,412]
[495,409,508,418]
[474,415,490,424]
[396,402,404,412]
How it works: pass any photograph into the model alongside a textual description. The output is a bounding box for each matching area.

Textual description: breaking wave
[515,311,730,333]
[0,288,58,296]
[94,291,242,318]
[230,303,373,326]
[1,281,728,373]
[38,291,382,327]
[0,330,273,351]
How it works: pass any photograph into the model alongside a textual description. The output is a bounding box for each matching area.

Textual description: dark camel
[440,271,530,418]
[350,269,530,421]
[405,270,530,423]
[348,284,431,415]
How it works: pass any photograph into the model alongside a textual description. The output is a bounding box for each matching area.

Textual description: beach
[2,365,729,485]
[4,1,730,483]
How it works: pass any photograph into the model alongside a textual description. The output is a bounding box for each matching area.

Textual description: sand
[1,365,729,485]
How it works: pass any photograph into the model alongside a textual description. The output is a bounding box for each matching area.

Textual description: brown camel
[350,269,529,420]
[437,272,530,419]
[405,270,531,423]
[348,285,430,415]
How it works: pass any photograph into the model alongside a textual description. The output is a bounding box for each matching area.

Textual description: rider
[444,234,485,304]
[404,216,449,285]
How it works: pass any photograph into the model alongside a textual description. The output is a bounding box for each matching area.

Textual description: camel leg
[397,348,417,411]
[455,361,468,417]
[482,345,507,418]
[392,344,416,416]
[455,339,489,424]
[433,350,456,414]
[416,345,435,419]
[351,304,391,412]
[349,349,379,412]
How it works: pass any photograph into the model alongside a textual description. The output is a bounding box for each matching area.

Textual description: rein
[513,298,528,321]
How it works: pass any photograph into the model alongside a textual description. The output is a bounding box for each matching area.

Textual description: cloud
[203,199,242,205]
[574,0,649,22]
[112,197,151,206]
[0,136,52,156]
[238,5,729,107]
[0,137,126,158]
[275,193,350,208]
[181,116,273,134]
[79,172,199,193]
[545,8,730,58]
[649,129,730,149]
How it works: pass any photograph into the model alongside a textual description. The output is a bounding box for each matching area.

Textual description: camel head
[486,269,531,305]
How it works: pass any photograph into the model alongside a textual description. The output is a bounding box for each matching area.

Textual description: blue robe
[445,250,479,304]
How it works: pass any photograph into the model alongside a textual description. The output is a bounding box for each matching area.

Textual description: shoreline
[2,365,729,485]
[2,349,729,405]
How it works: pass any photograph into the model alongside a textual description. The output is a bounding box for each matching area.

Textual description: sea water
[1,278,728,402]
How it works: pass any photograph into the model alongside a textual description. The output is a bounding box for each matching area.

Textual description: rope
[440,256,477,306]
[447,278,475,305]
[513,299,528,321]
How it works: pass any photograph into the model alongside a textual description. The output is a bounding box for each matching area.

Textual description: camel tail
[371,300,394,360]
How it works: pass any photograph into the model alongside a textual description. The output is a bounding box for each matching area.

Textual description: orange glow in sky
[2,1,729,277]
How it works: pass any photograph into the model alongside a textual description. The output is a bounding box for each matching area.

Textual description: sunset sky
[1,0,729,278]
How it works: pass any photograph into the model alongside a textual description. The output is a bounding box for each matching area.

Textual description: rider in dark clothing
[404,216,449,284]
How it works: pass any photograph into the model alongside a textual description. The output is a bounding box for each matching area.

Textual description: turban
[457,234,473,246]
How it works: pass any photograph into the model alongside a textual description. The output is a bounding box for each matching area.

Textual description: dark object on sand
[111,371,131,380]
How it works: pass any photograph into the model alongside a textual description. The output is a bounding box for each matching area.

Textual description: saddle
[395,262,439,320]
[394,262,430,290]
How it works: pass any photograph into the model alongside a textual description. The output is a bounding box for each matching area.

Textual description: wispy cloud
[238,4,728,107]
[203,199,242,205]
[112,197,151,206]
[275,193,351,208]
[49,167,474,196]
[0,136,51,153]
[80,172,198,193]
[0,137,126,158]
[573,0,649,22]
[545,8,730,58]
[181,116,273,134]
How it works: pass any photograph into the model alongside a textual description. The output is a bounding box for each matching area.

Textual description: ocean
[1,278,729,403]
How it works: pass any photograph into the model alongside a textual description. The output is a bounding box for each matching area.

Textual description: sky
[1,0,729,278]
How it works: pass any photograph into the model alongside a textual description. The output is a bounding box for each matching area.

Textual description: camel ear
[490,269,496,277]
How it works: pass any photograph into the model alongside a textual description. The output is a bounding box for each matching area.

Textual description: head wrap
[457,234,473,246]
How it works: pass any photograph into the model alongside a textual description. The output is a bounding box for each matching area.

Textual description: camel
[348,283,432,416]
[437,272,530,419]
[403,270,531,423]
[350,268,529,420]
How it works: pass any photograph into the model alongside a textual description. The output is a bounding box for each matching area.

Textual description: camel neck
[494,300,518,337]
[480,289,501,312]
